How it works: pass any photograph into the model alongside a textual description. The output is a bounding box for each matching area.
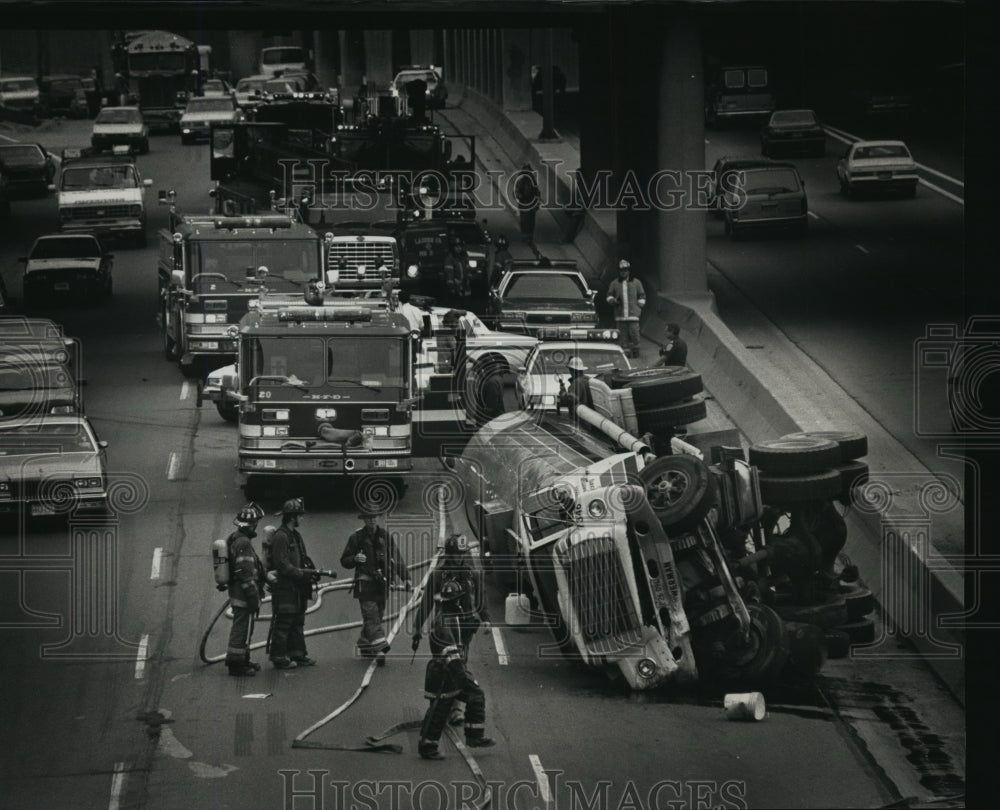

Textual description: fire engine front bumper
[238,453,413,478]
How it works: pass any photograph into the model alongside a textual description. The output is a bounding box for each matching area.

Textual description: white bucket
[724,692,766,722]
[505,593,532,626]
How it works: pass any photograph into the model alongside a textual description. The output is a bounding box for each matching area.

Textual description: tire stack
[747,430,874,658]
[607,366,707,440]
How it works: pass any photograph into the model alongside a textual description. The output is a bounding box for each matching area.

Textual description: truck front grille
[64,204,132,220]
[327,242,396,282]
[526,313,572,325]
[568,535,642,652]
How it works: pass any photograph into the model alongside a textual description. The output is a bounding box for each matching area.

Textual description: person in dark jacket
[267,497,320,670]
[658,322,688,366]
[412,579,496,760]
[225,502,267,677]
[341,508,411,665]
[558,356,593,413]
[491,234,514,287]
[514,164,541,245]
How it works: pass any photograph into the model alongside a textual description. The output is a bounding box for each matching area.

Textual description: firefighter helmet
[436,578,465,603]
[235,502,264,526]
[275,497,306,516]
[567,356,588,373]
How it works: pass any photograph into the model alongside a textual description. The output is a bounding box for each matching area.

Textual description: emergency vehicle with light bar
[232,295,416,491]
[56,146,152,246]
[157,203,323,373]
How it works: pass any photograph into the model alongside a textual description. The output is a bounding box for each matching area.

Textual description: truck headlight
[587,499,607,518]
[636,658,657,679]
[467,259,478,268]
[406,264,419,278]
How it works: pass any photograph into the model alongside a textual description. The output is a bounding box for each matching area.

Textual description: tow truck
[230,291,416,494]
[55,146,152,247]
[157,202,324,375]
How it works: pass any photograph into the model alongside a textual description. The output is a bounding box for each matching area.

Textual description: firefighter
[443,236,470,302]
[606,259,647,358]
[267,498,320,670]
[491,234,513,287]
[340,508,411,665]
[559,356,593,412]
[224,503,267,677]
[412,579,496,760]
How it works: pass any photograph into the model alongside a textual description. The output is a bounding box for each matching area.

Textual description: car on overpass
[723,162,809,239]
[760,109,826,158]
[836,140,918,199]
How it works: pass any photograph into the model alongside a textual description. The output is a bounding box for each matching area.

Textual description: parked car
[489,261,600,338]
[723,162,808,238]
[234,74,269,110]
[515,340,631,411]
[180,95,241,144]
[760,109,826,157]
[200,78,233,98]
[91,106,149,154]
[19,233,114,306]
[836,140,918,199]
[38,75,89,119]
[0,75,41,119]
[0,142,56,196]
[390,66,447,109]
[0,415,108,518]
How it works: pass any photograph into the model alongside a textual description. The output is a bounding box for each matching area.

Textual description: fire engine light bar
[277,307,373,322]
[213,216,293,230]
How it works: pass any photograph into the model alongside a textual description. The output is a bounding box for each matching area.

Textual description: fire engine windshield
[247,336,406,388]
[194,240,319,291]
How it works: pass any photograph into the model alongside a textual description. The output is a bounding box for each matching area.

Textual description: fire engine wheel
[773,595,848,631]
[635,398,708,435]
[639,454,717,534]
[216,402,239,424]
[759,469,842,505]
[834,460,869,506]
[749,437,842,475]
[716,603,790,686]
[780,430,868,462]
[607,367,703,409]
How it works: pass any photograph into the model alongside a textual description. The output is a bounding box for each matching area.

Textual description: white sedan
[836,140,918,198]
[515,341,633,411]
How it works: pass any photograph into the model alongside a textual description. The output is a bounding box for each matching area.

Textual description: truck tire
[839,617,876,645]
[774,595,848,630]
[759,470,842,505]
[824,629,850,659]
[635,398,708,436]
[608,367,703,409]
[713,604,790,686]
[639,454,717,534]
[749,437,842,476]
[839,582,874,622]
[780,430,868,462]
[216,402,238,423]
[834,460,869,506]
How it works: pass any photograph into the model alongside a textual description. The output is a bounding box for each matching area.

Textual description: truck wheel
[839,582,875,622]
[715,604,790,686]
[839,617,876,645]
[759,469,842,505]
[749,436,842,476]
[780,430,868,462]
[608,366,703,408]
[635,398,708,435]
[216,402,238,423]
[774,595,848,631]
[639,454,717,534]
[834,460,869,506]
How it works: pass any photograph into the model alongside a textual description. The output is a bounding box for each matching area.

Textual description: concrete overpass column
[363,30,394,88]
[500,29,532,112]
[339,30,365,93]
[578,17,614,185]
[657,12,707,294]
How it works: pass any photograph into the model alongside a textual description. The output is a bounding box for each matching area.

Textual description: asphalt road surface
[0,119,965,810]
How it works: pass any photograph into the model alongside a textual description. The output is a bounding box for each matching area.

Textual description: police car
[514,338,629,411]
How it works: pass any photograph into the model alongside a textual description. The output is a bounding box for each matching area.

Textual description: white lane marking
[492,626,508,665]
[529,754,554,808]
[918,177,965,206]
[807,210,819,220]
[108,761,127,810]
[855,244,870,255]
[150,548,162,580]
[180,381,191,401]
[166,452,180,480]
[135,634,149,679]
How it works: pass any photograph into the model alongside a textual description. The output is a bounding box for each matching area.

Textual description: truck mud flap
[627,494,698,682]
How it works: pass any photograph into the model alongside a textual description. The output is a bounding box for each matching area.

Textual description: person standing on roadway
[267,498,320,670]
[224,502,267,677]
[341,508,411,665]
[606,259,646,359]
